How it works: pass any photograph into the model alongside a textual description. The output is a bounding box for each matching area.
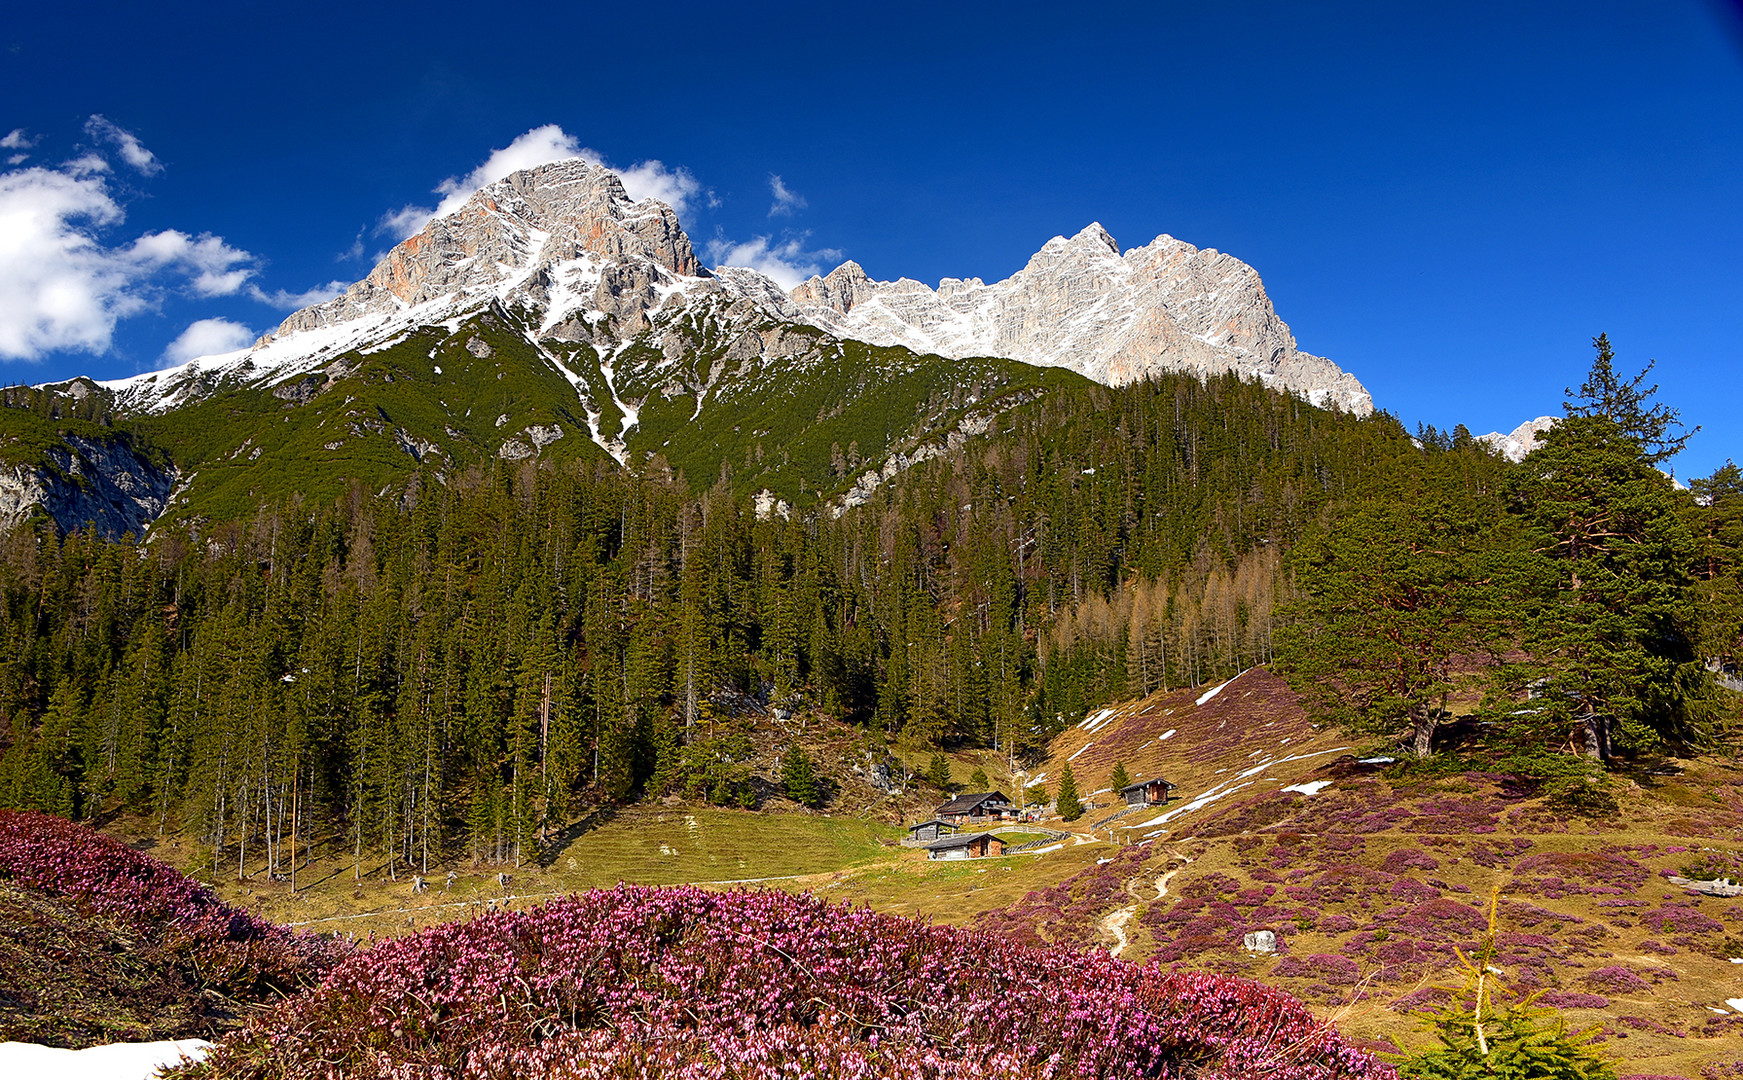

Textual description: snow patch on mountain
[1477,416,1558,462]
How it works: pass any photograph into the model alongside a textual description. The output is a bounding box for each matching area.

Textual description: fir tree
[1055,762,1082,821]
[926,752,952,791]
[1108,762,1130,791]
[968,765,989,790]
[780,742,819,807]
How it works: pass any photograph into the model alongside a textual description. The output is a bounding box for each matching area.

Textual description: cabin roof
[934,791,1012,815]
[1118,778,1175,794]
[922,831,1002,851]
[907,818,956,831]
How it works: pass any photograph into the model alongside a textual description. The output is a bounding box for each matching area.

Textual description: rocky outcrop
[785,225,1373,414]
[0,436,177,539]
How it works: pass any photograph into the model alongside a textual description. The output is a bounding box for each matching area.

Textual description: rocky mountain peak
[789,260,874,314]
[266,158,701,343]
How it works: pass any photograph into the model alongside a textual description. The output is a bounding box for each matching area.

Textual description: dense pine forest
[1,352,1737,875]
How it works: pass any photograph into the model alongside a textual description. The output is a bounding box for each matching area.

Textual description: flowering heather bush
[1512,851,1651,896]
[1273,953,1362,985]
[1583,966,1650,994]
[180,885,1393,1080]
[1541,991,1611,1009]
[1405,796,1501,834]
[1639,904,1724,936]
[0,810,342,995]
[1380,849,1440,874]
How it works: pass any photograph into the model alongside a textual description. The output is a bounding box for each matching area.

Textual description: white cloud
[768,174,805,217]
[124,230,254,296]
[84,115,162,176]
[0,161,262,361]
[377,125,704,240]
[162,317,254,363]
[704,233,843,291]
[615,158,701,215]
[0,130,31,150]
[247,279,348,309]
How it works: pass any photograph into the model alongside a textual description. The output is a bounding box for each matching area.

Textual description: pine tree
[780,742,819,807]
[1109,761,1130,791]
[1564,333,1696,464]
[1503,415,1709,758]
[968,765,989,791]
[926,752,952,791]
[1056,761,1083,821]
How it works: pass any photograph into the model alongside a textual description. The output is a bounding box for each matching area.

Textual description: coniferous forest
[1,352,1738,876]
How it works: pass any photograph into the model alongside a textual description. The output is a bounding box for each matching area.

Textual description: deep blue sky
[4,1,1740,476]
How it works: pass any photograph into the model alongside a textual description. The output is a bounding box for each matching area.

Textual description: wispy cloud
[704,232,842,291]
[162,317,254,362]
[767,174,805,217]
[2,128,34,167]
[84,115,162,176]
[377,124,705,240]
[247,280,348,310]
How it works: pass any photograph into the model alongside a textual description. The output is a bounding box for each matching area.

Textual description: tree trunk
[1409,704,1436,759]
[1581,711,1609,760]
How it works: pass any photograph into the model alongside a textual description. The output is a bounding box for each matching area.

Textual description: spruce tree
[1056,762,1083,821]
[968,765,989,790]
[780,742,819,807]
[1109,762,1130,791]
[926,752,952,791]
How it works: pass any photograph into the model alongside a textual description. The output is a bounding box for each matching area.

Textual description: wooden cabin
[923,832,1006,861]
[907,818,958,843]
[1118,778,1176,807]
[934,791,1018,825]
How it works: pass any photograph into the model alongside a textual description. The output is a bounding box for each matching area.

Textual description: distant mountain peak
[781,224,1373,415]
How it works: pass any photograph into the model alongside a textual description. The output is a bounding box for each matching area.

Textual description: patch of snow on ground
[1024,843,1064,855]
[1729,997,1743,1012]
[1159,728,1176,740]
[1194,680,1231,706]
[1358,756,1397,764]
[1067,742,1094,762]
[0,1039,211,1080]
[1282,781,1332,796]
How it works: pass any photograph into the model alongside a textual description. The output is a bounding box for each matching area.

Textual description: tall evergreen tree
[1055,762,1082,822]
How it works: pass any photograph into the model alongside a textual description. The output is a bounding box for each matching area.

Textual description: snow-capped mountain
[100,158,1372,418]
[1477,416,1558,462]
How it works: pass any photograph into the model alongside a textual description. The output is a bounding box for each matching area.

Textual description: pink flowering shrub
[1639,903,1724,936]
[0,810,342,995]
[1380,849,1439,874]
[179,885,1392,1080]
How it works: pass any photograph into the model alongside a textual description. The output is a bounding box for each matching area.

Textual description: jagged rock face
[0,436,177,539]
[269,158,702,342]
[784,224,1373,415]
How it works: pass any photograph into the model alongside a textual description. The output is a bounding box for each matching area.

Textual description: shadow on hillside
[539,805,618,868]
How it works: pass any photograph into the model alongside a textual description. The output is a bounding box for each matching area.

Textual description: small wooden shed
[923,832,1007,861]
[1118,778,1175,807]
[907,818,958,843]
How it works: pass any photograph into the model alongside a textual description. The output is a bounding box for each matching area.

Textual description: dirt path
[1098,853,1190,959]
